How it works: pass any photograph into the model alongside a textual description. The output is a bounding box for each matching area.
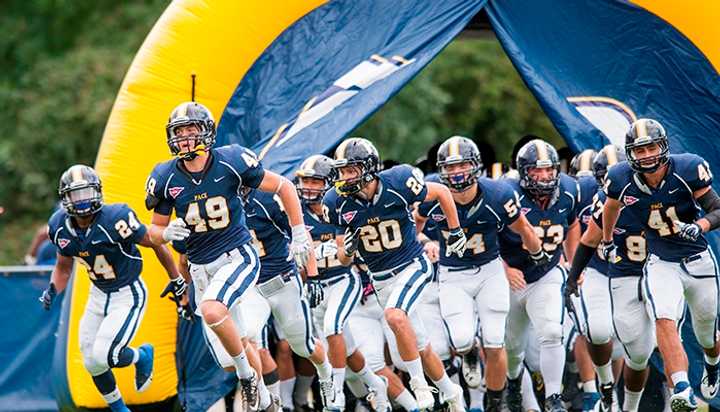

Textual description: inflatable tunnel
[10,0,717,410]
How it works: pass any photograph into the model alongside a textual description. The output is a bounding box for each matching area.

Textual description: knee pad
[84,343,110,376]
[625,355,649,372]
[539,323,564,346]
[285,324,314,358]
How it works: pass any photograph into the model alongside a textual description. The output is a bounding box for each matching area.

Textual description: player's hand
[505,267,526,291]
[423,241,440,263]
[565,275,580,298]
[306,278,324,308]
[446,227,467,258]
[314,240,338,259]
[528,248,550,266]
[39,283,57,310]
[290,225,312,268]
[163,218,191,242]
[161,277,193,321]
[161,277,188,299]
[343,227,361,258]
[360,281,376,305]
[676,221,702,242]
[599,240,617,263]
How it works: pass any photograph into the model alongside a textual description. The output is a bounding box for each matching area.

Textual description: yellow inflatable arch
[67,0,326,406]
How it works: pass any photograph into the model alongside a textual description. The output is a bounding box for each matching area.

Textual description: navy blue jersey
[499,174,579,283]
[245,190,295,283]
[322,164,426,273]
[590,190,646,277]
[418,176,520,268]
[146,145,265,264]
[605,155,712,262]
[48,204,147,292]
[303,203,348,281]
[577,176,599,234]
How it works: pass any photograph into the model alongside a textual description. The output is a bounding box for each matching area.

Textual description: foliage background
[0,2,562,264]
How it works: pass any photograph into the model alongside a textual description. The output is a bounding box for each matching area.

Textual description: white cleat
[701,364,720,399]
[441,383,466,412]
[319,378,343,411]
[366,375,391,412]
[409,377,437,411]
[461,339,483,389]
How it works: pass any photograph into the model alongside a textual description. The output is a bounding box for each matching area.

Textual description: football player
[499,139,581,412]
[144,102,313,410]
[413,136,548,412]
[567,144,652,412]
[295,155,390,411]
[39,165,182,412]
[601,119,720,411]
[569,149,598,179]
[322,137,466,411]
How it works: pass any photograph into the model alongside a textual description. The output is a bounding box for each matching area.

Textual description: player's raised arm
[257,170,311,267]
[425,181,466,257]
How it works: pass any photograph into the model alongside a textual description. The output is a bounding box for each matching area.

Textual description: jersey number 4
[186,196,230,232]
[76,255,116,280]
[647,207,680,237]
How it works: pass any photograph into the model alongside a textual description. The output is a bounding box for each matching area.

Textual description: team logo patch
[342,211,357,224]
[168,186,185,199]
[623,195,638,206]
[57,238,70,249]
[613,227,626,235]
[431,214,446,222]
[521,207,532,215]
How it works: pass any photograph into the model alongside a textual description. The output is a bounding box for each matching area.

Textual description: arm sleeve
[568,243,595,282]
[697,188,720,231]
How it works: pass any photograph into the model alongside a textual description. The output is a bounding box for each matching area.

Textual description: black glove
[344,227,361,257]
[161,277,193,321]
[528,248,550,266]
[306,279,325,308]
[39,283,57,310]
[563,279,578,318]
[446,227,467,258]
[678,222,702,242]
[599,240,617,262]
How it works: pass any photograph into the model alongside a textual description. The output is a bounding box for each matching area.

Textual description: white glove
[291,225,312,268]
[314,240,338,259]
[163,218,191,242]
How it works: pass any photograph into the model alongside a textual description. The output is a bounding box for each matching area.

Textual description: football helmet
[569,149,597,178]
[625,118,669,173]
[516,139,561,198]
[295,154,335,203]
[59,164,103,217]
[166,102,216,160]
[593,144,626,185]
[436,136,484,191]
[332,137,380,195]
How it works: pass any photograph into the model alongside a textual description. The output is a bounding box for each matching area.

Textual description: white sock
[232,351,253,379]
[356,364,384,389]
[268,381,280,397]
[540,343,566,397]
[671,371,689,386]
[705,353,720,365]
[102,387,122,404]
[280,377,295,409]
[345,373,369,398]
[294,375,314,406]
[624,388,643,412]
[432,373,457,397]
[405,357,425,382]
[521,370,541,411]
[394,388,419,411]
[469,386,485,409]
[583,380,598,393]
[332,368,345,392]
[596,360,614,385]
[314,358,332,381]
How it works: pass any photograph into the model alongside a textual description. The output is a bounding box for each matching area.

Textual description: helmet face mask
[436,136,484,191]
[625,118,669,174]
[517,139,561,198]
[59,165,103,217]
[295,154,335,202]
[166,102,216,160]
[332,138,380,196]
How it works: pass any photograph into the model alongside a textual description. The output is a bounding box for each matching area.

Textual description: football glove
[306,279,325,308]
[290,225,312,268]
[163,218,191,242]
[446,227,467,258]
[39,283,57,310]
[343,227,361,258]
[160,277,193,321]
[314,240,338,259]
[529,248,550,266]
[677,221,702,242]
[599,240,617,263]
